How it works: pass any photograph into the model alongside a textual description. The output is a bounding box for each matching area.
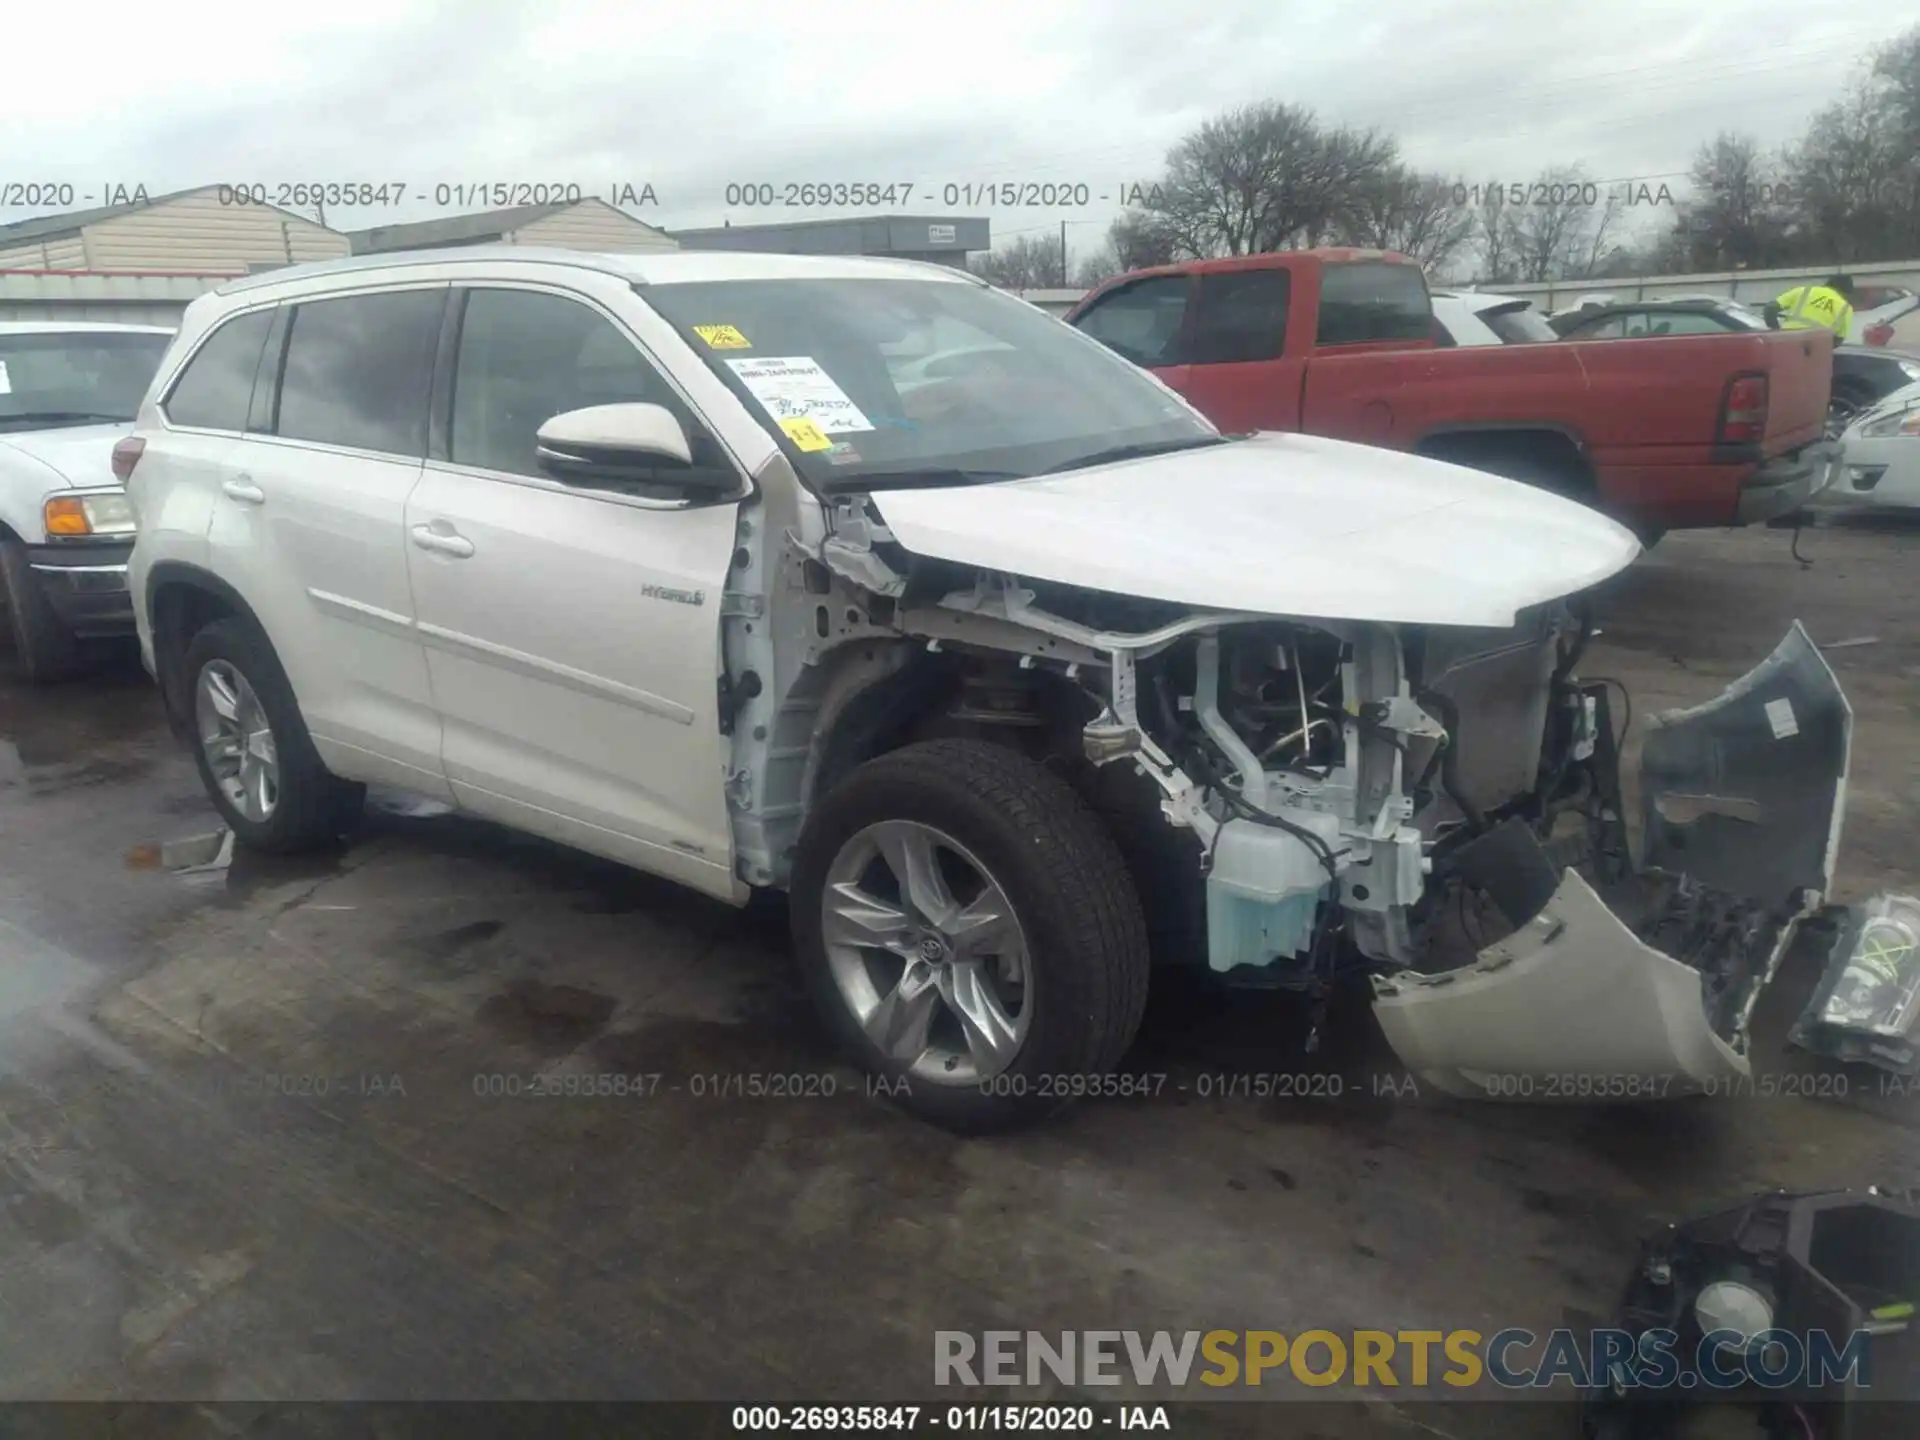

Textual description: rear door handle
[221,477,265,504]
[410,524,475,559]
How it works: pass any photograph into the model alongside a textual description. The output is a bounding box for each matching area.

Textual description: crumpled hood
[869,432,1642,628]
[0,422,131,490]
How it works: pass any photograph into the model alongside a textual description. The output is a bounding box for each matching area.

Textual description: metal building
[349,199,677,255]
[0,186,348,274]
[669,215,989,267]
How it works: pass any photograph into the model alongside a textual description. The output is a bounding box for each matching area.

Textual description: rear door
[1179,268,1301,432]
[403,283,742,899]
[141,306,280,579]
[209,285,451,798]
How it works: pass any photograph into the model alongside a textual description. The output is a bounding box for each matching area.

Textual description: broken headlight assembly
[1792,893,1920,1075]
[1581,1187,1920,1439]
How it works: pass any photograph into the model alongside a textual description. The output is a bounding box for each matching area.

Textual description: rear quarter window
[163,309,276,431]
[1316,262,1433,345]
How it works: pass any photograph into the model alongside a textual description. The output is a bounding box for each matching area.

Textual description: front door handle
[410,524,475,559]
[221,477,265,504]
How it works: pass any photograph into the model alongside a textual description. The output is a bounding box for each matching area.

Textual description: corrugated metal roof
[348,200,675,255]
[347,204,575,253]
[0,184,344,247]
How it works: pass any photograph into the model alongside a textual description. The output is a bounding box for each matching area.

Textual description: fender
[1412,421,1600,491]
[143,560,279,744]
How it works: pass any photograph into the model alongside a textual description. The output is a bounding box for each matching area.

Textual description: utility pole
[1059,219,1067,286]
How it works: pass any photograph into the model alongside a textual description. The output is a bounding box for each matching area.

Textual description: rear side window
[1316,262,1433,345]
[1482,305,1559,344]
[164,310,274,431]
[274,289,444,456]
[1073,276,1192,367]
[1189,270,1291,364]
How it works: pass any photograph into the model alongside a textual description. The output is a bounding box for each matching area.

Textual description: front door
[404,284,742,898]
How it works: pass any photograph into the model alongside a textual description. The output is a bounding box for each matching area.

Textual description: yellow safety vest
[1773,285,1854,338]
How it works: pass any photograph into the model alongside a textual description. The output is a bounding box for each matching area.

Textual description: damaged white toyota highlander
[126,249,1904,1134]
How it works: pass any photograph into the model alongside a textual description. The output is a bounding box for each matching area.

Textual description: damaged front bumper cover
[1373,622,1892,1098]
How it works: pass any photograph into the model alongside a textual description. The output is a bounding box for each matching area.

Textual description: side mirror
[535,403,734,496]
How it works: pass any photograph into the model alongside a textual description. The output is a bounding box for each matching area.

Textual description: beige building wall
[0,234,88,269]
[79,189,350,272]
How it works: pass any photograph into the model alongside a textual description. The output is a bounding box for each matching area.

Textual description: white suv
[127,247,1860,1133]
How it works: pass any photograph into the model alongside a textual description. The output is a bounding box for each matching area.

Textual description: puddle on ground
[476,980,618,1056]
[0,915,100,1027]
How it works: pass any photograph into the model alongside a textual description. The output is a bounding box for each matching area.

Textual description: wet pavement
[0,520,1916,1435]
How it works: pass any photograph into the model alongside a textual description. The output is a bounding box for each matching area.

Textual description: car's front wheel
[0,540,85,683]
[183,618,363,852]
[791,738,1150,1134]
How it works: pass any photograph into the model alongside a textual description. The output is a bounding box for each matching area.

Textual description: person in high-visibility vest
[1769,274,1856,339]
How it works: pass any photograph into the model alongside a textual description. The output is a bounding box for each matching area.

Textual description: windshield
[0,331,172,431]
[640,277,1217,491]
[1482,304,1559,344]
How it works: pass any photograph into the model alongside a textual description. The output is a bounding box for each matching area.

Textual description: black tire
[791,738,1150,1135]
[0,539,86,683]
[182,617,363,853]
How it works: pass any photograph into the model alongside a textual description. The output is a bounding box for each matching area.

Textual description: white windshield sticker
[726,356,873,434]
[0,360,11,395]
[1765,697,1799,740]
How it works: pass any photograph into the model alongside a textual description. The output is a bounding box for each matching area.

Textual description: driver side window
[449,288,732,493]
[1073,277,1192,367]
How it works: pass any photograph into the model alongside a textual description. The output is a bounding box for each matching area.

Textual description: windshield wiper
[0,411,131,430]
[1039,435,1233,475]
[817,467,1022,494]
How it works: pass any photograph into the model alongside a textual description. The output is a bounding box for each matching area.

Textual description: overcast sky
[1,0,1899,263]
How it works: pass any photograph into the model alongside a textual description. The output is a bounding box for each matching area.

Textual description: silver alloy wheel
[820,819,1033,1086]
[196,659,279,822]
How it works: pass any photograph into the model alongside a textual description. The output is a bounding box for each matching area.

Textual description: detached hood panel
[0,422,132,490]
[869,433,1642,628]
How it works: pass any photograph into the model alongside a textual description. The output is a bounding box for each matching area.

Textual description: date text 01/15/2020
[720,181,1168,209]
[1449,180,1678,208]
[214,182,660,209]
[729,1405,1172,1432]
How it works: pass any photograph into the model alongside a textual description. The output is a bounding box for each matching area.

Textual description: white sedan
[1822,379,1920,509]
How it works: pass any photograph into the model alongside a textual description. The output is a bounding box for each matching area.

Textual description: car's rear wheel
[791,738,1150,1134]
[0,540,86,683]
[184,617,363,852]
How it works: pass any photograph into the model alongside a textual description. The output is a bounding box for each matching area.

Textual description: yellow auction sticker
[780,417,833,451]
[693,324,752,349]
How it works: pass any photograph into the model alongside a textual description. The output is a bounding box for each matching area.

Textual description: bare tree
[1144,102,1400,257]
[1785,86,1905,262]
[1469,195,1518,284]
[968,232,1066,290]
[1673,132,1794,270]
[1107,209,1181,270]
[1334,168,1475,272]
[1474,167,1626,282]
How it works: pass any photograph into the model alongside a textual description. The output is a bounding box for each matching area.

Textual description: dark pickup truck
[1065,248,1837,540]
